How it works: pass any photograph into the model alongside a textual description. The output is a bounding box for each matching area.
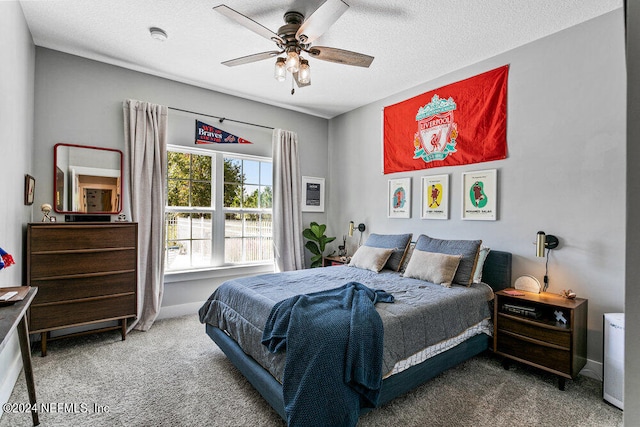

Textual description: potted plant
[302,222,336,268]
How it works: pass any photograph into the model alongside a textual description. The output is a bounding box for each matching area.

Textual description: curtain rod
[168,106,274,130]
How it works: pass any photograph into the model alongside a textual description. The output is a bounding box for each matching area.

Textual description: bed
[199,234,512,424]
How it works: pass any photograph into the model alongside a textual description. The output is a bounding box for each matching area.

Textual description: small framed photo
[388,177,411,218]
[421,174,449,220]
[24,174,35,206]
[461,169,497,221]
[302,176,324,212]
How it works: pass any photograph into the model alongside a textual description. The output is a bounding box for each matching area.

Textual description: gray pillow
[403,249,462,287]
[348,245,395,273]
[364,233,412,271]
[414,235,482,286]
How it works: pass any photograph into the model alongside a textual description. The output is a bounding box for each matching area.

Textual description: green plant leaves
[305,240,321,255]
[302,222,335,268]
[303,228,319,242]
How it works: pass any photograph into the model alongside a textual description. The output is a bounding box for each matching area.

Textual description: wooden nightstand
[322,255,350,267]
[493,289,588,390]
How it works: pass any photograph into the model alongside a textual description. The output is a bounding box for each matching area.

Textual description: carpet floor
[0,314,623,426]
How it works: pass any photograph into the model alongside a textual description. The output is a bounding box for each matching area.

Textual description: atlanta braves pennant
[195,120,252,144]
[383,65,508,174]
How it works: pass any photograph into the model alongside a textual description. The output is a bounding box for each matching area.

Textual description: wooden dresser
[26,222,138,355]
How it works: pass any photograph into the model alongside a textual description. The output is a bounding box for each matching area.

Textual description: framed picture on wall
[24,174,35,206]
[461,169,497,220]
[388,177,411,218]
[302,176,325,212]
[421,174,449,220]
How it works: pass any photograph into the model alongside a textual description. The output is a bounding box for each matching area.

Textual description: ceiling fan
[213,0,374,93]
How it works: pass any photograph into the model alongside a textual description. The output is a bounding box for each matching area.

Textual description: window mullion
[212,154,225,266]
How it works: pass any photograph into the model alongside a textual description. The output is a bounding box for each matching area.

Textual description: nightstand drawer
[497,332,571,374]
[497,315,571,348]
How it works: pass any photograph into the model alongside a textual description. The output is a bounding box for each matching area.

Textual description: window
[165,146,272,271]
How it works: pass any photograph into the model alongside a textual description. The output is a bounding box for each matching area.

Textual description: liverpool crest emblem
[413,95,458,163]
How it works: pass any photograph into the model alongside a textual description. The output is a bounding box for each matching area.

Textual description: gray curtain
[272,129,305,271]
[123,99,168,331]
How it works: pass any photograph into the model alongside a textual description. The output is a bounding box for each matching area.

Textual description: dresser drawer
[497,332,571,375]
[30,271,136,303]
[30,249,136,278]
[29,293,136,332]
[497,315,571,348]
[29,224,137,252]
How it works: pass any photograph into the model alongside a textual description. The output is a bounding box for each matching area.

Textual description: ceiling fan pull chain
[291,77,295,95]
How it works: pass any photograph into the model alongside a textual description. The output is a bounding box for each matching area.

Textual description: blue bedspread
[261,282,394,427]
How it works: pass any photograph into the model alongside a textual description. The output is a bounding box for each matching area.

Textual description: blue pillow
[414,235,482,286]
[364,233,412,271]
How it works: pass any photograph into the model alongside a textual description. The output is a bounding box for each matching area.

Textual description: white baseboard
[580,358,603,382]
[0,330,23,421]
[157,302,204,320]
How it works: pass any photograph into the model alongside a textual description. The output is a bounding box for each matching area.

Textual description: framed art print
[302,176,325,212]
[24,174,35,206]
[388,177,411,218]
[461,169,497,220]
[421,174,449,220]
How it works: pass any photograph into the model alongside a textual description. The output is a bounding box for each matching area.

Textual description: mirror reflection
[54,143,123,214]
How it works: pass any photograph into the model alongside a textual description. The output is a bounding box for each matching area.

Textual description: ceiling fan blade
[307,46,374,67]
[296,0,349,44]
[214,4,283,45]
[222,51,282,67]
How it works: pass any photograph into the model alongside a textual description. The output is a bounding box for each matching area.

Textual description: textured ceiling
[20,0,622,118]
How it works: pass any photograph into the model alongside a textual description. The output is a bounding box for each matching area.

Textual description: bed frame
[205,250,512,420]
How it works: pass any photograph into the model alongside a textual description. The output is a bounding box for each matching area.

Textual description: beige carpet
[0,315,623,426]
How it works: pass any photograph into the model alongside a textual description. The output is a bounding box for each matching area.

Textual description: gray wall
[626,1,640,425]
[0,0,35,408]
[327,9,626,368]
[32,47,329,308]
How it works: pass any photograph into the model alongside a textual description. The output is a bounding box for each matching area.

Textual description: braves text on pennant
[195,120,252,144]
[383,65,508,174]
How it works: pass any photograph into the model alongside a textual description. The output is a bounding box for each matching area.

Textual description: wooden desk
[0,287,39,426]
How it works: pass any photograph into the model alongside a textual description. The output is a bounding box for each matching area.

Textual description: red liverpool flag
[383,65,508,174]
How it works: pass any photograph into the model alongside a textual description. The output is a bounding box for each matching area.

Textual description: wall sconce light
[349,221,366,247]
[348,221,366,237]
[536,231,559,292]
[536,231,559,257]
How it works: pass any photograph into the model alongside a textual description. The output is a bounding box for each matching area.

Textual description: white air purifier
[603,313,624,410]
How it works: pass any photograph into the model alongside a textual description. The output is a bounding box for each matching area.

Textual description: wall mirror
[54,143,123,214]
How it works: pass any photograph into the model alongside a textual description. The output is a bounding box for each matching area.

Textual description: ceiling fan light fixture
[274,57,286,82]
[149,27,168,42]
[285,50,300,73]
[214,2,374,93]
[298,58,310,84]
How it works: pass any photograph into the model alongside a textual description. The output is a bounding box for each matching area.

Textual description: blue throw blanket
[261,282,394,427]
